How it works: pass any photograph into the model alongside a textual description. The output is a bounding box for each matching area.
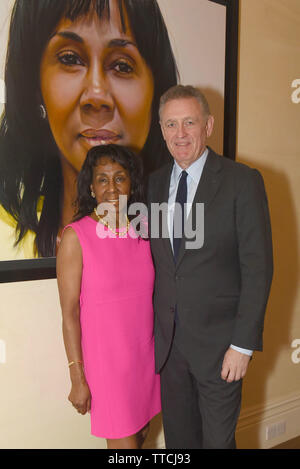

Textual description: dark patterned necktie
[173,170,188,262]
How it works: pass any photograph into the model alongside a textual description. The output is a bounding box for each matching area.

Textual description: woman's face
[40,0,154,172]
[90,156,131,216]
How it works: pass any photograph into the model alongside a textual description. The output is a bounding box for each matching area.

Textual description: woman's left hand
[68,380,91,415]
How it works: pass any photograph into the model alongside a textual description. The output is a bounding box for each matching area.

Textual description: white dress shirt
[167,148,253,357]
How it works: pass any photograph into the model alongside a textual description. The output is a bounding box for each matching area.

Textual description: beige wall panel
[236,0,300,447]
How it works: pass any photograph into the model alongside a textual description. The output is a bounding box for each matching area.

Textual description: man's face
[160,97,214,169]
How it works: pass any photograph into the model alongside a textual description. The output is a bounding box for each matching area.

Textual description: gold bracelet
[68,360,83,367]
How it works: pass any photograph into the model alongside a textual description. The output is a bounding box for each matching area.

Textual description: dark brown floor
[272,436,300,449]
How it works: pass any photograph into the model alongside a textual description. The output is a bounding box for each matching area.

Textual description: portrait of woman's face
[40,0,154,173]
[0,0,228,262]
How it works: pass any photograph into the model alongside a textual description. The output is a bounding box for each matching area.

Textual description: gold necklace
[93,208,130,237]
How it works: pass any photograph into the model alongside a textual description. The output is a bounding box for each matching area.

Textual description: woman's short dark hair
[0,0,178,257]
[74,144,145,221]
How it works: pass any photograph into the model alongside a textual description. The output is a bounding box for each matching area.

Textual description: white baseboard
[237,391,300,448]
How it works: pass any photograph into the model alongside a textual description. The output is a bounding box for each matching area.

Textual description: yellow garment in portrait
[0,199,43,260]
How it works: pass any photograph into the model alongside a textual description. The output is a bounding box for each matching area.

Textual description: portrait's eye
[185,120,194,126]
[57,51,84,67]
[111,59,134,75]
[115,176,126,183]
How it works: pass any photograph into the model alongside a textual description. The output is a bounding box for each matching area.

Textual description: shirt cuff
[230,345,253,356]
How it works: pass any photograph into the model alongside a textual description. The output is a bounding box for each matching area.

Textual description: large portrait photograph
[0,0,238,281]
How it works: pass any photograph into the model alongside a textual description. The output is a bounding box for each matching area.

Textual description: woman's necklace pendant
[93,208,130,237]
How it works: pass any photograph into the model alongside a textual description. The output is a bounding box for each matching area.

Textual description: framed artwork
[0,0,239,282]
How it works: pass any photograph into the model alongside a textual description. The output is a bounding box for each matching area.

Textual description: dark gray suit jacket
[148,148,273,377]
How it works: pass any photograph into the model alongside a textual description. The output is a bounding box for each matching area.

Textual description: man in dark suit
[148,85,273,449]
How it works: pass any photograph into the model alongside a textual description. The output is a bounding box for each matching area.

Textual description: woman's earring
[39,104,47,120]
[91,191,96,198]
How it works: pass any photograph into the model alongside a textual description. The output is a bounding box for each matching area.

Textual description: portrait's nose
[80,63,114,116]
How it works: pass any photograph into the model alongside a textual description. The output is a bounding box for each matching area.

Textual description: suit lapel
[155,164,174,264]
[175,149,223,268]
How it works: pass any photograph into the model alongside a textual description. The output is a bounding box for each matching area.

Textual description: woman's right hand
[68,380,91,415]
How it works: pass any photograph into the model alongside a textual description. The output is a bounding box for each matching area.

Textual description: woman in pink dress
[56,144,161,449]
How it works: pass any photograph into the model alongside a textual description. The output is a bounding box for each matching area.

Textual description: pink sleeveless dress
[65,216,161,439]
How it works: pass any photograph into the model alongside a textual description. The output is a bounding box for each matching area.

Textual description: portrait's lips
[80,129,121,146]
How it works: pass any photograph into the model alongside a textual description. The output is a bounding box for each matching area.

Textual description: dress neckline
[86,215,130,233]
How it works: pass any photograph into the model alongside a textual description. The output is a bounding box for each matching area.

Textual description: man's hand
[221,348,251,382]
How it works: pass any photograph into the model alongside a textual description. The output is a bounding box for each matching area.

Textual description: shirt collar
[173,147,209,184]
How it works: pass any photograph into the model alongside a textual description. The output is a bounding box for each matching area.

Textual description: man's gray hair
[159,84,211,121]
